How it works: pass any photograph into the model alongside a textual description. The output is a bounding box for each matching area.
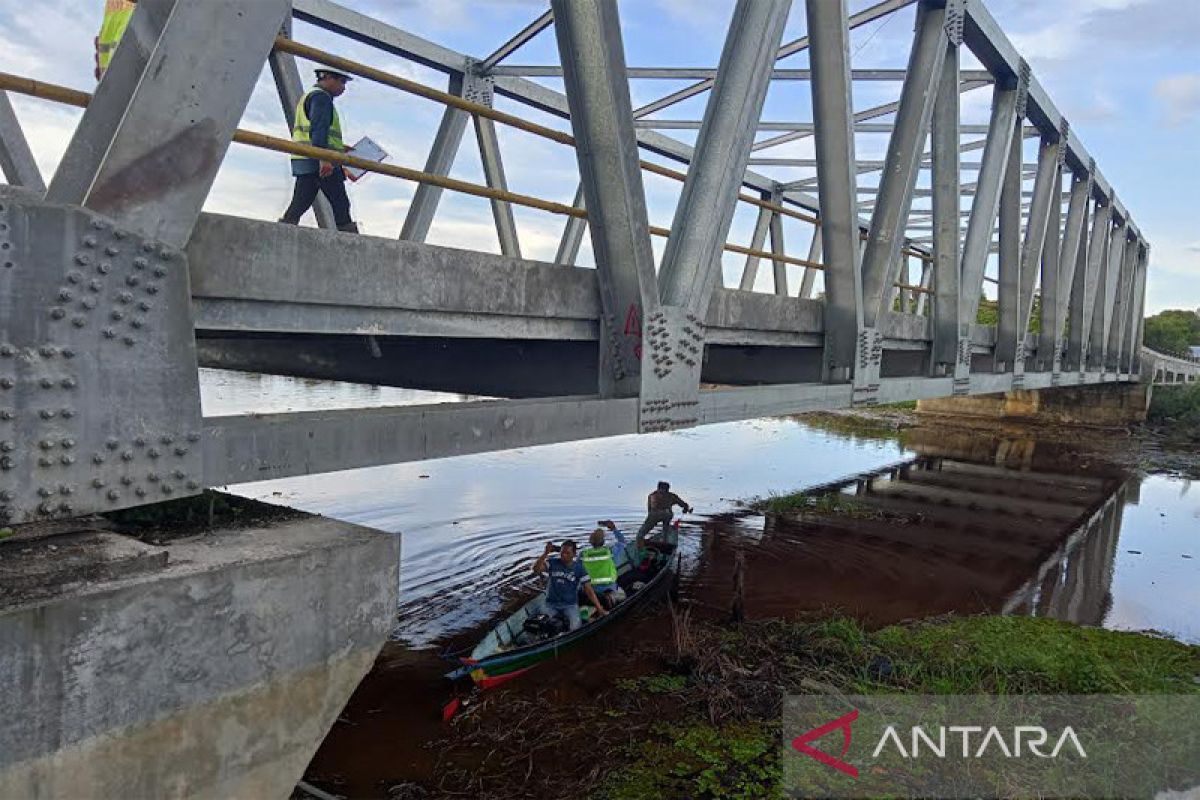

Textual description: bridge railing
[0,0,1153,525]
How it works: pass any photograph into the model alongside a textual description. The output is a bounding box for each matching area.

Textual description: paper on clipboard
[344,136,389,182]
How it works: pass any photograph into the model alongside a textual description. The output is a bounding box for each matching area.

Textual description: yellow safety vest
[581,546,617,587]
[97,0,136,73]
[291,88,344,160]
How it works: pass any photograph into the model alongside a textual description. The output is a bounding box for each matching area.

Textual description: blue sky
[2,0,1197,313]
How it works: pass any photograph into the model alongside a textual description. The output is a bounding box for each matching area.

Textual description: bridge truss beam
[0,0,1154,524]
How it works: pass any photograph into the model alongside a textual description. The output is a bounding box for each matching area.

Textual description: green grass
[751,491,879,519]
[869,615,1200,694]
[606,721,783,800]
[597,615,1200,799]
[617,673,690,695]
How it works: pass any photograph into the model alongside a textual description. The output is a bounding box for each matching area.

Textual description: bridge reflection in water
[688,430,1131,629]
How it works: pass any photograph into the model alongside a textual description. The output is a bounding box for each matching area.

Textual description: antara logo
[791,710,1087,777]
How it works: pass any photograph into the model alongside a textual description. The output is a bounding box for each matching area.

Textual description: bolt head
[71,316,86,328]
[131,319,143,329]
[61,378,76,389]
[61,348,75,359]
[38,502,54,515]
[148,448,160,459]
[123,336,135,346]
[121,451,133,461]
[147,473,159,482]
[135,488,146,497]
[0,379,12,390]
[37,487,52,497]
[138,301,151,312]
[38,456,53,467]
[59,485,72,495]
[39,378,53,389]
[105,245,120,256]
[92,454,104,465]
[186,480,199,490]
[121,476,133,486]
[119,291,133,302]
[186,432,200,443]
[50,307,66,320]
[111,310,124,321]
[74,253,91,266]
[89,279,102,292]
[161,485,173,495]
[61,438,75,449]
[60,455,74,465]
[0,457,14,470]
[39,409,55,420]
[66,271,82,284]
[0,441,12,452]
[102,328,116,339]
[57,289,72,302]
[61,408,73,419]
[133,257,148,269]
[0,410,11,420]
[106,437,119,450]
[107,489,120,501]
[152,266,167,278]
[39,440,53,450]
[97,263,110,275]
[0,491,11,502]
[172,469,185,479]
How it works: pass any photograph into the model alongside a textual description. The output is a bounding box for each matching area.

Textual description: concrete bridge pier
[916,382,1152,427]
[0,502,399,799]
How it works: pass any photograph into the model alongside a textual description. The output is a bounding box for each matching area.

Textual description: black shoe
[277,218,299,225]
[337,222,360,234]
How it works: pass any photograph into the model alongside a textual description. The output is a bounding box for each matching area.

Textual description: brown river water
[201,369,1199,795]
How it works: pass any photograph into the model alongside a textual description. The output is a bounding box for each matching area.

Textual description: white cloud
[1154,74,1200,127]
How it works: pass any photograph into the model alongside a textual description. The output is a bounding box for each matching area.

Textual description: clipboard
[344,136,389,182]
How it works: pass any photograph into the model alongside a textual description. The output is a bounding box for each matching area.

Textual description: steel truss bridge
[0,0,1157,524]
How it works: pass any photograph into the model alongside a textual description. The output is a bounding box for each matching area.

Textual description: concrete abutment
[917,381,1152,427]
[0,502,399,798]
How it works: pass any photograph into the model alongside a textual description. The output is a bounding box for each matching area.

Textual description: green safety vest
[581,546,617,587]
[98,0,136,73]
[291,88,344,160]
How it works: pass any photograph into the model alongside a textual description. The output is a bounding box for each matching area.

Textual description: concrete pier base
[917,382,1152,427]
[0,504,398,799]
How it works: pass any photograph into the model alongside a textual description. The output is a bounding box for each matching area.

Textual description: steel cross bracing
[0,0,1150,523]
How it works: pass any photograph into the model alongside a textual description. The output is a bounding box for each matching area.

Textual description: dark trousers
[281,172,353,227]
[637,508,673,542]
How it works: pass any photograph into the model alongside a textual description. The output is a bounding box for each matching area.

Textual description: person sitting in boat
[582,521,628,609]
[637,481,692,548]
[533,539,607,632]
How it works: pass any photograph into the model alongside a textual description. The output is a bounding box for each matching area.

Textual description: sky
[0,0,1197,313]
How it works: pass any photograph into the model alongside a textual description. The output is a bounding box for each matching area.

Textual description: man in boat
[533,539,607,632]
[637,481,692,548]
[582,521,628,609]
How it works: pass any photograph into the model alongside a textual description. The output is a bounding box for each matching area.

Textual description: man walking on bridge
[279,69,359,234]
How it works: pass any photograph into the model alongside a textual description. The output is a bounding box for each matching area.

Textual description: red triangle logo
[791,708,859,778]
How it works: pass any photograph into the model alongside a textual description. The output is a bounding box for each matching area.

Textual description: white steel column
[930,31,961,373]
[1107,231,1137,372]
[657,0,792,315]
[994,118,1024,372]
[1078,200,1113,371]
[400,73,472,242]
[799,228,821,299]
[1043,167,1090,374]
[959,72,1024,339]
[806,0,864,382]
[738,195,774,291]
[0,92,44,193]
[551,0,659,398]
[45,0,176,206]
[73,0,291,247]
[859,0,949,328]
